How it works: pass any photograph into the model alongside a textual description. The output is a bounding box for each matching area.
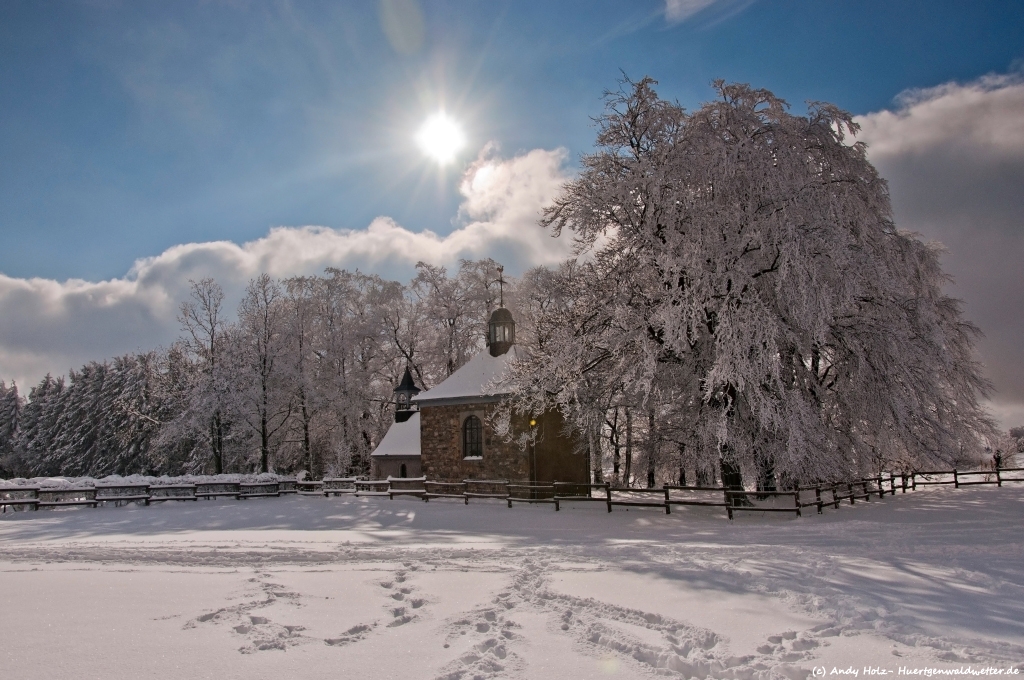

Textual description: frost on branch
[499,77,995,484]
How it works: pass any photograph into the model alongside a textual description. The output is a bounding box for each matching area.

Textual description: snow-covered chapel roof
[370,412,421,459]
[412,346,521,407]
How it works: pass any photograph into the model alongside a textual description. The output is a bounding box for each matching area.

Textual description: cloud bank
[0,148,573,390]
[856,73,1024,429]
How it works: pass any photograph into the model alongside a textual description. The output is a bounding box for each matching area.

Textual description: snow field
[2,486,1023,679]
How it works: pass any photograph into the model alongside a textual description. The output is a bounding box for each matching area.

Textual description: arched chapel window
[462,415,483,458]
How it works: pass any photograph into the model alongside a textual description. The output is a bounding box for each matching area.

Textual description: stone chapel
[370,305,588,485]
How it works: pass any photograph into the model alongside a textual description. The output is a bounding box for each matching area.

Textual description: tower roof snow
[413,346,521,407]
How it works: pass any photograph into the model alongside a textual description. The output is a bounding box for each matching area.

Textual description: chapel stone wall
[371,456,422,480]
[419,403,528,481]
[419,402,587,483]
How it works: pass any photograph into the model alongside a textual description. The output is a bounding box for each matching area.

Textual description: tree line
[0,261,522,479]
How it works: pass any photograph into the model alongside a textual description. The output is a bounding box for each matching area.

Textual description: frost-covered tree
[0,380,23,477]
[281,276,318,474]
[6,355,175,477]
[13,374,63,475]
[502,78,994,484]
[508,265,567,352]
[96,353,169,474]
[229,274,294,473]
[334,271,410,474]
[306,269,388,476]
[993,427,1024,468]
[273,271,393,476]
[152,341,211,473]
[176,278,229,473]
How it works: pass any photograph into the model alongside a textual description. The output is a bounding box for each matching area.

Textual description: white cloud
[663,0,753,25]
[0,148,572,391]
[856,74,1024,430]
[857,74,1024,159]
[664,0,720,23]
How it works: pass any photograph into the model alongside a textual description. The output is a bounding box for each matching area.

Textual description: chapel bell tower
[487,308,515,357]
[488,265,515,357]
[393,366,420,422]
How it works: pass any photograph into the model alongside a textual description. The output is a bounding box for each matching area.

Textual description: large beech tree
[501,78,994,484]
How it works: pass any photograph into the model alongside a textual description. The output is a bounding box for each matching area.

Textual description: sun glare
[416,112,466,165]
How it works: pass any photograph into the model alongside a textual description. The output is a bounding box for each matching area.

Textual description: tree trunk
[720,445,750,506]
[260,374,270,473]
[695,462,711,486]
[678,442,686,486]
[646,410,656,488]
[755,454,776,499]
[609,407,621,485]
[299,387,312,474]
[210,412,223,474]
[261,412,269,473]
[591,425,603,484]
[624,408,633,487]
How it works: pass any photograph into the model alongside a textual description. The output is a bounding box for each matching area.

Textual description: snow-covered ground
[2,486,1022,680]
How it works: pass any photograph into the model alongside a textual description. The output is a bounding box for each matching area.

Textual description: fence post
[833,484,840,509]
[911,473,916,491]
[606,484,612,513]
[794,492,801,518]
[664,487,671,515]
[848,483,856,505]
[953,469,959,489]
[815,486,823,514]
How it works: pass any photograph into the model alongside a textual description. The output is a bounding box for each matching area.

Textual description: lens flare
[416,112,466,165]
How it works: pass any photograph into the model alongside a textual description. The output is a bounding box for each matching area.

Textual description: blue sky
[2,0,1022,280]
[2,0,1024,427]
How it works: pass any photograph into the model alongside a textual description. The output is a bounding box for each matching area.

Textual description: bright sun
[416,112,466,165]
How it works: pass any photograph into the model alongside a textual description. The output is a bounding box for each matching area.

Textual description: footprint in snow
[380,570,427,624]
[325,623,376,646]
[435,605,524,680]
[506,560,774,679]
[189,573,314,654]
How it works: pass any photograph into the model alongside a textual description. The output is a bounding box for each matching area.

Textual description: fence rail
[4,466,1021,520]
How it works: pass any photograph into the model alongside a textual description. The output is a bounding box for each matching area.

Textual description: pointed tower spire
[393,366,420,422]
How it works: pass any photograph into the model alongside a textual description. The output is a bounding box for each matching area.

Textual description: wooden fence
[4,467,1022,520]
[0,479,295,512]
